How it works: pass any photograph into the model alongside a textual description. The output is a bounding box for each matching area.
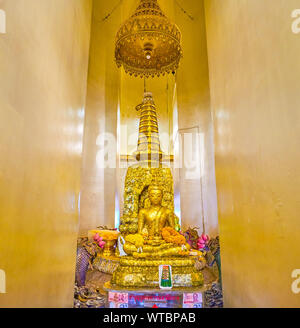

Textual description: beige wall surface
[0,0,92,307]
[205,0,300,307]
[79,0,121,234]
[175,0,218,236]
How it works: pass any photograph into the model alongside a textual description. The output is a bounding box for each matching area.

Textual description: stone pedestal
[111,256,204,288]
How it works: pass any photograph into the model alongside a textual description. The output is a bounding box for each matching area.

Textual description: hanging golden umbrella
[115,0,183,78]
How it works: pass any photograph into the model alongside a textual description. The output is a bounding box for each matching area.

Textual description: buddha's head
[148,185,163,206]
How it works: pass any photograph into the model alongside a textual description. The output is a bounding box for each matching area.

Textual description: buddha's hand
[125,234,144,248]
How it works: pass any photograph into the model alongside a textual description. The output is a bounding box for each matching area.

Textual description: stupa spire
[133,92,163,165]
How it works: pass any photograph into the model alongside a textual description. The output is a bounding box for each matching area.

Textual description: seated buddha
[122,185,190,258]
[111,184,204,288]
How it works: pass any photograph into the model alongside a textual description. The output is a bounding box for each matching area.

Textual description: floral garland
[161,227,186,246]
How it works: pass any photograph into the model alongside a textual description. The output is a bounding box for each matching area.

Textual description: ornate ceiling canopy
[115,0,183,78]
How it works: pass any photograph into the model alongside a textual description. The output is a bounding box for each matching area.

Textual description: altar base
[104,281,212,308]
[111,256,204,288]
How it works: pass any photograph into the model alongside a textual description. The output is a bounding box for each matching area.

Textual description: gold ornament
[115,0,183,78]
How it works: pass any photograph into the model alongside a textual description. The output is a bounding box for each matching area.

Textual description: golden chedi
[111,92,203,288]
[119,92,175,236]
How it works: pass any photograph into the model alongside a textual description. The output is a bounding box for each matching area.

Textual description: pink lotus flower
[201,234,209,242]
[197,234,210,250]
[98,241,106,249]
[93,233,100,242]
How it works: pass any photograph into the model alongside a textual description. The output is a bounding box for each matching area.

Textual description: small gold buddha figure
[138,185,174,238]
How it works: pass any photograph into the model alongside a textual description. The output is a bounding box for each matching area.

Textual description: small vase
[102,239,117,257]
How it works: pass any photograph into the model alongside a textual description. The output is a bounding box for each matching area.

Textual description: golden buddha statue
[112,185,203,288]
[122,185,190,259]
[138,184,174,237]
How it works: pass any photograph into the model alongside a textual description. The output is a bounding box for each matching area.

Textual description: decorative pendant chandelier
[115,0,183,78]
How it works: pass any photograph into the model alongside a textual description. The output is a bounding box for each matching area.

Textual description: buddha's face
[149,189,163,206]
